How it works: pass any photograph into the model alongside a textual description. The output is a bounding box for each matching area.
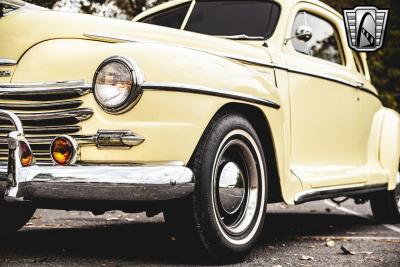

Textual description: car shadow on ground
[0,212,376,265]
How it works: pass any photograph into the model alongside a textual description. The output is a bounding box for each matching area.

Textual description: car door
[283,7,368,189]
[351,51,388,185]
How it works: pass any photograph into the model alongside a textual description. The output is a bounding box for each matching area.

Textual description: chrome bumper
[0,110,194,202]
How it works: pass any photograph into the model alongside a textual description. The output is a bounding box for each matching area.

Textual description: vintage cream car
[0,0,399,262]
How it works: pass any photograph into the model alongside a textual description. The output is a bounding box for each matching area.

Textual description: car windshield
[184,0,280,39]
[0,0,25,16]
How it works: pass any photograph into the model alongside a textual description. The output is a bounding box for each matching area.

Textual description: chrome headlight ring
[93,56,144,114]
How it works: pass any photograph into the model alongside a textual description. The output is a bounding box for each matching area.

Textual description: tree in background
[26,0,400,110]
[322,0,399,110]
[27,0,167,19]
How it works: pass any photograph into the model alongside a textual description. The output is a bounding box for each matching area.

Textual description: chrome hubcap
[218,162,246,214]
[211,129,265,245]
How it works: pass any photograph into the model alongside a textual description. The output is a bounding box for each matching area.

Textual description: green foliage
[322,0,400,110]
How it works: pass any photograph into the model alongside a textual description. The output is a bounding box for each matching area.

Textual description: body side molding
[0,58,17,66]
[84,32,380,102]
[141,82,280,109]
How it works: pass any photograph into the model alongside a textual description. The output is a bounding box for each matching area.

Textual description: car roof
[133,0,342,22]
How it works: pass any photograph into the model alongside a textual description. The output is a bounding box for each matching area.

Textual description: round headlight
[94,57,143,113]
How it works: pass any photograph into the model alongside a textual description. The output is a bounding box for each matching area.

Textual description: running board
[294,183,388,204]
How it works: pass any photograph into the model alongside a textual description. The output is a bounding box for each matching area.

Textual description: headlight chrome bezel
[93,56,144,114]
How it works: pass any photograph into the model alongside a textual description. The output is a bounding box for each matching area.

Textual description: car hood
[0,9,272,65]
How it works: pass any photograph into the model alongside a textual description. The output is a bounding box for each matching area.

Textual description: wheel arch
[379,108,400,190]
[188,102,284,203]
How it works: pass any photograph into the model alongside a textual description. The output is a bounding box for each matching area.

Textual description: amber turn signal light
[50,136,77,165]
[19,141,34,167]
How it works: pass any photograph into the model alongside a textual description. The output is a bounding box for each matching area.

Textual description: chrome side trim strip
[84,32,380,101]
[0,80,91,97]
[273,64,381,101]
[0,58,17,66]
[294,183,388,204]
[83,32,275,68]
[141,82,280,109]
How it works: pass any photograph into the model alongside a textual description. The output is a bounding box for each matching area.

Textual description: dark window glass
[185,1,280,38]
[291,12,308,54]
[141,4,190,29]
[306,13,343,65]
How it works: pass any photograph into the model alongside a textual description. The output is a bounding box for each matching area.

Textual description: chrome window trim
[141,82,280,109]
[0,58,17,66]
[0,80,91,96]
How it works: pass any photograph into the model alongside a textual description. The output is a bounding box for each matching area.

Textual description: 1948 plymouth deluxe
[0,0,399,262]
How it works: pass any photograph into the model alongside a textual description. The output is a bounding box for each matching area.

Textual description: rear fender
[379,108,400,190]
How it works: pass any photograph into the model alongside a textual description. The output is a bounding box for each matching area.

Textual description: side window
[291,12,308,55]
[291,12,344,65]
[352,51,365,75]
[306,13,343,65]
[141,4,190,29]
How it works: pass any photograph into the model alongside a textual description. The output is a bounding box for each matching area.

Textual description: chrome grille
[0,81,93,162]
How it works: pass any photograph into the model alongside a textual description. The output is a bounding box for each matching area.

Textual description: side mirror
[295,25,313,42]
[284,25,313,45]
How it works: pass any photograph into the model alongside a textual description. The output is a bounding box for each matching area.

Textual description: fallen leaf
[300,255,314,260]
[340,245,356,255]
[325,208,332,213]
[326,240,335,248]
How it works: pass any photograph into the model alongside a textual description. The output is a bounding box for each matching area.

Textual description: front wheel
[165,112,267,262]
[0,202,36,236]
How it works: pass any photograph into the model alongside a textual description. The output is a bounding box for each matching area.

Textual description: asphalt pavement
[0,199,399,266]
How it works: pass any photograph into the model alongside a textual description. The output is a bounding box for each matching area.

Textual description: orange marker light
[19,141,33,167]
[50,136,77,165]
